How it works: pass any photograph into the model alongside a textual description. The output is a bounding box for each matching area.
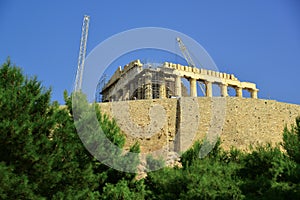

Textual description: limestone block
[135,59,142,67]
[124,64,129,71]
[175,97,200,152]
[193,68,200,73]
[163,62,169,67]
[241,82,257,90]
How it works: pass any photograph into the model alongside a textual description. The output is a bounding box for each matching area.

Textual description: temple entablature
[163,62,258,98]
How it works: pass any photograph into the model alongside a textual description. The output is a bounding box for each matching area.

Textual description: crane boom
[176,37,205,95]
[176,37,196,68]
[75,15,90,92]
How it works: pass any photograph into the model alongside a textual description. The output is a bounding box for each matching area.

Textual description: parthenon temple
[99,59,259,102]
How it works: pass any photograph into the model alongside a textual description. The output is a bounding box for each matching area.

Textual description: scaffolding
[95,74,107,102]
[99,62,187,102]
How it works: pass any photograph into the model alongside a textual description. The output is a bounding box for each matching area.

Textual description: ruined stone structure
[100,60,259,102]
[97,60,300,159]
[100,60,188,102]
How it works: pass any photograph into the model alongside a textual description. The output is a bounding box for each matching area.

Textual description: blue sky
[1,0,300,104]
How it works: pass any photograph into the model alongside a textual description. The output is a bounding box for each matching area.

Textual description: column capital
[219,82,228,86]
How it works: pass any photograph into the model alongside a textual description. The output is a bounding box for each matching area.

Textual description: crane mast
[176,37,205,95]
[74,15,90,92]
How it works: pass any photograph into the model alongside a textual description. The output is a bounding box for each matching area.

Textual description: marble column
[220,83,228,97]
[117,90,123,101]
[205,81,212,97]
[251,89,258,99]
[159,82,166,99]
[129,82,135,99]
[125,86,130,100]
[145,73,152,99]
[137,78,142,99]
[235,87,243,97]
[175,75,182,97]
[190,78,197,97]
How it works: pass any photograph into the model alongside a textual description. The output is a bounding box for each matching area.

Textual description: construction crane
[176,37,205,95]
[74,15,90,92]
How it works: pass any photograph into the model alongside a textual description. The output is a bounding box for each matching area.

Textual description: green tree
[0,59,101,199]
[145,140,243,199]
[236,117,300,199]
[282,117,300,164]
[0,60,145,199]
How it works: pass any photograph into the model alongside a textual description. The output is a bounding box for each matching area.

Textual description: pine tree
[282,117,300,164]
[0,59,145,199]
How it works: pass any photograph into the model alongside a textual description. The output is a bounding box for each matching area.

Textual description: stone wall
[98,97,300,153]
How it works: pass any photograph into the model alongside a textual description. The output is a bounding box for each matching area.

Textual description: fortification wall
[98,97,300,153]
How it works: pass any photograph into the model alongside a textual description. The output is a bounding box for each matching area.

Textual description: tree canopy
[0,59,145,199]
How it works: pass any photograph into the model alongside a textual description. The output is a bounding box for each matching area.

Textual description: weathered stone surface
[98,97,300,153]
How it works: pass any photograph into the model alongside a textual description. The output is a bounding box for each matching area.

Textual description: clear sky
[1,0,300,104]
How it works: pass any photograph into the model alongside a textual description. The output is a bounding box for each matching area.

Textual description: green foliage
[237,145,296,199]
[100,179,146,200]
[2,59,300,199]
[181,139,222,168]
[145,167,185,199]
[145,155,165,171]
[0,60,102,199]
[0,162,41,199]
[234,118,300,199]
[180,140,202,168]
[146,127,300,199]
[282,117,300,163]
[0,60,143,199]
[145,139,244,199]
[182,158,243,200]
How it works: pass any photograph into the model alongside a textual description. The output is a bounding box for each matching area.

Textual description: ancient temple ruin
[99,59,259,102]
